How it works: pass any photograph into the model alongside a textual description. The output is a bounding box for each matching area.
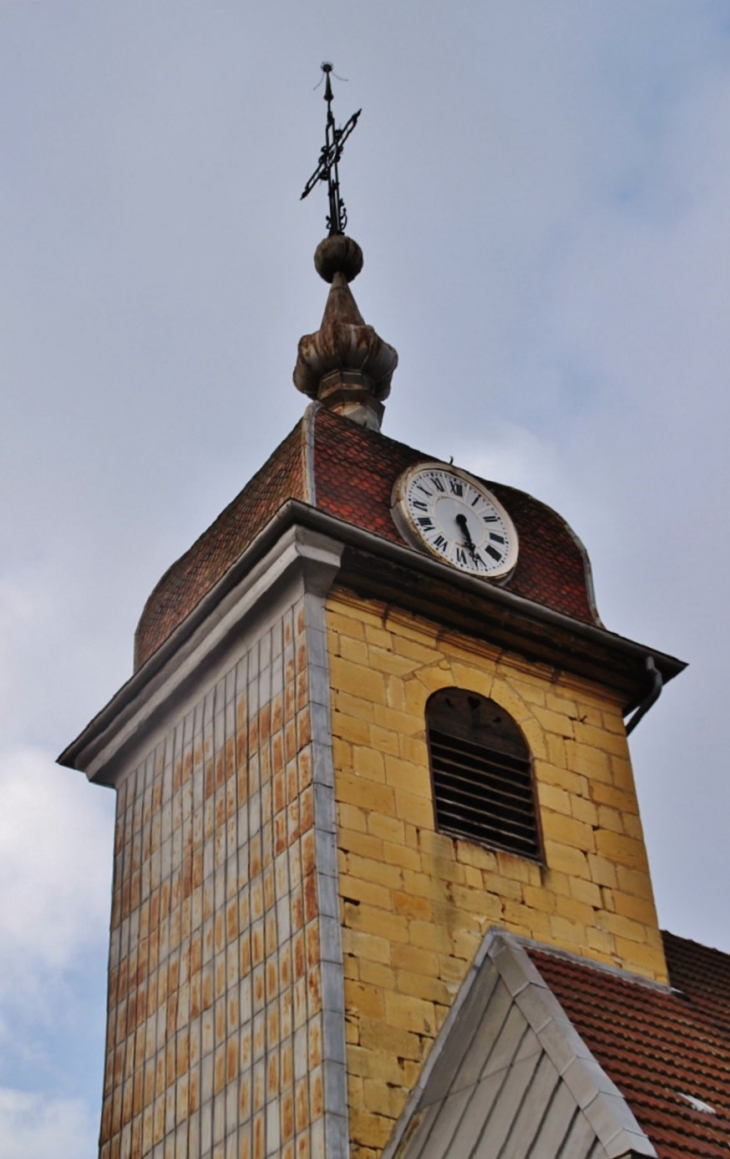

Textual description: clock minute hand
[455,513,477,558]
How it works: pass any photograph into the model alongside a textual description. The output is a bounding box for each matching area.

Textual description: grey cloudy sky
[1,2,729,1154]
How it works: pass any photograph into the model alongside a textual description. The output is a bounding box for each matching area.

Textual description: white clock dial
[392,463,518,579]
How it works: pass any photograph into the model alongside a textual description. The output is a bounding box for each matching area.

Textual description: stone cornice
[59,501,685,781]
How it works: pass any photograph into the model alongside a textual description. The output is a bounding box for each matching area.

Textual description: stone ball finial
[314,235,363,284]
[295,235,396,432]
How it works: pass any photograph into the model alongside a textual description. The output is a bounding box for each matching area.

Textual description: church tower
[60,70,684,1159]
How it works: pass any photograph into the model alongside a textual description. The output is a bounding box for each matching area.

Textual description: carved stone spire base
[293,236,398,432]
[318,369,386,431]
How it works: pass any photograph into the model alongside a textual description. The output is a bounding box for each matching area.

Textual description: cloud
[0,1089,96,1159]
[1,10,730,1153]
[0,746,114,1005]
[453,422,616,575]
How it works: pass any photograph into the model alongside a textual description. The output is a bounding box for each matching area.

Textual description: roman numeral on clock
[417,517,435,531]
[433,535,449,551]
[486,544,502,562]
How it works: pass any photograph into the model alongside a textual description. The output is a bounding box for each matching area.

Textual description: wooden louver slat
[428,719,541,861]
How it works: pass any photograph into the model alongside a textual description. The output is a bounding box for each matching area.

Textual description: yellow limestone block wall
[325,588,667,1158]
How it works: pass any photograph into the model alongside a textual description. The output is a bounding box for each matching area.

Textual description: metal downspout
[625,656,663,735]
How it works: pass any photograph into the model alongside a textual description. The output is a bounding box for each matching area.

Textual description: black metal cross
[300,63,361,237]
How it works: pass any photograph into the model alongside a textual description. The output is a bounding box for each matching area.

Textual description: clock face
[392,463,518,579]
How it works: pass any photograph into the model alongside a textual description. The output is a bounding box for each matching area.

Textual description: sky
[1,1,730,1155]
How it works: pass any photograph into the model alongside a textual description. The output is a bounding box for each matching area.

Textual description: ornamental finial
[300,63,361,237]
[292,231,398,432]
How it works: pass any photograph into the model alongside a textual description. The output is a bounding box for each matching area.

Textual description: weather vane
[300,63,361,237]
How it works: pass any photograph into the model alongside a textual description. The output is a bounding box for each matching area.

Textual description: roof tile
[530,934,730,1159]
[134,420,306,667]
[312,407,596,623]
[134,406,600,668]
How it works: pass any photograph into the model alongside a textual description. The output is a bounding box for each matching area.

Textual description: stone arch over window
[426,687,542,861]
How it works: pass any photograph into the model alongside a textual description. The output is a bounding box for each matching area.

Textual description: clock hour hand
[455,513,477,558]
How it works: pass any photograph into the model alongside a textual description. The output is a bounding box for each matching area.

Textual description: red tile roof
[312,407,596,624]
[134,405,600,668]
[531,934,730,1159]
[134,421,306,668]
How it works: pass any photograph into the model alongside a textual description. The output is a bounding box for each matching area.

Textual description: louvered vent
[427,689,541,861]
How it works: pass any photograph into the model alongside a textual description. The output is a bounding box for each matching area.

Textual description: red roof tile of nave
[663,931,730,1041]
[135,404,599,669]
[530,934,730,1159]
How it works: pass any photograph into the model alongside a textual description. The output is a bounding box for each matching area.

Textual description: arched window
[426,688,541,861]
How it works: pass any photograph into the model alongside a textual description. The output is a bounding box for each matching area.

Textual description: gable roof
[384,930,656,1159]
[533,933,730,1159]
[385,929,730,1159]
[134,406,600,668]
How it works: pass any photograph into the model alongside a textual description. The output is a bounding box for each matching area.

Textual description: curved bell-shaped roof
[134,406,601,670]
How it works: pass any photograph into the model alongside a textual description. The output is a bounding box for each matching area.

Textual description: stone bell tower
[60,69,684,1159]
